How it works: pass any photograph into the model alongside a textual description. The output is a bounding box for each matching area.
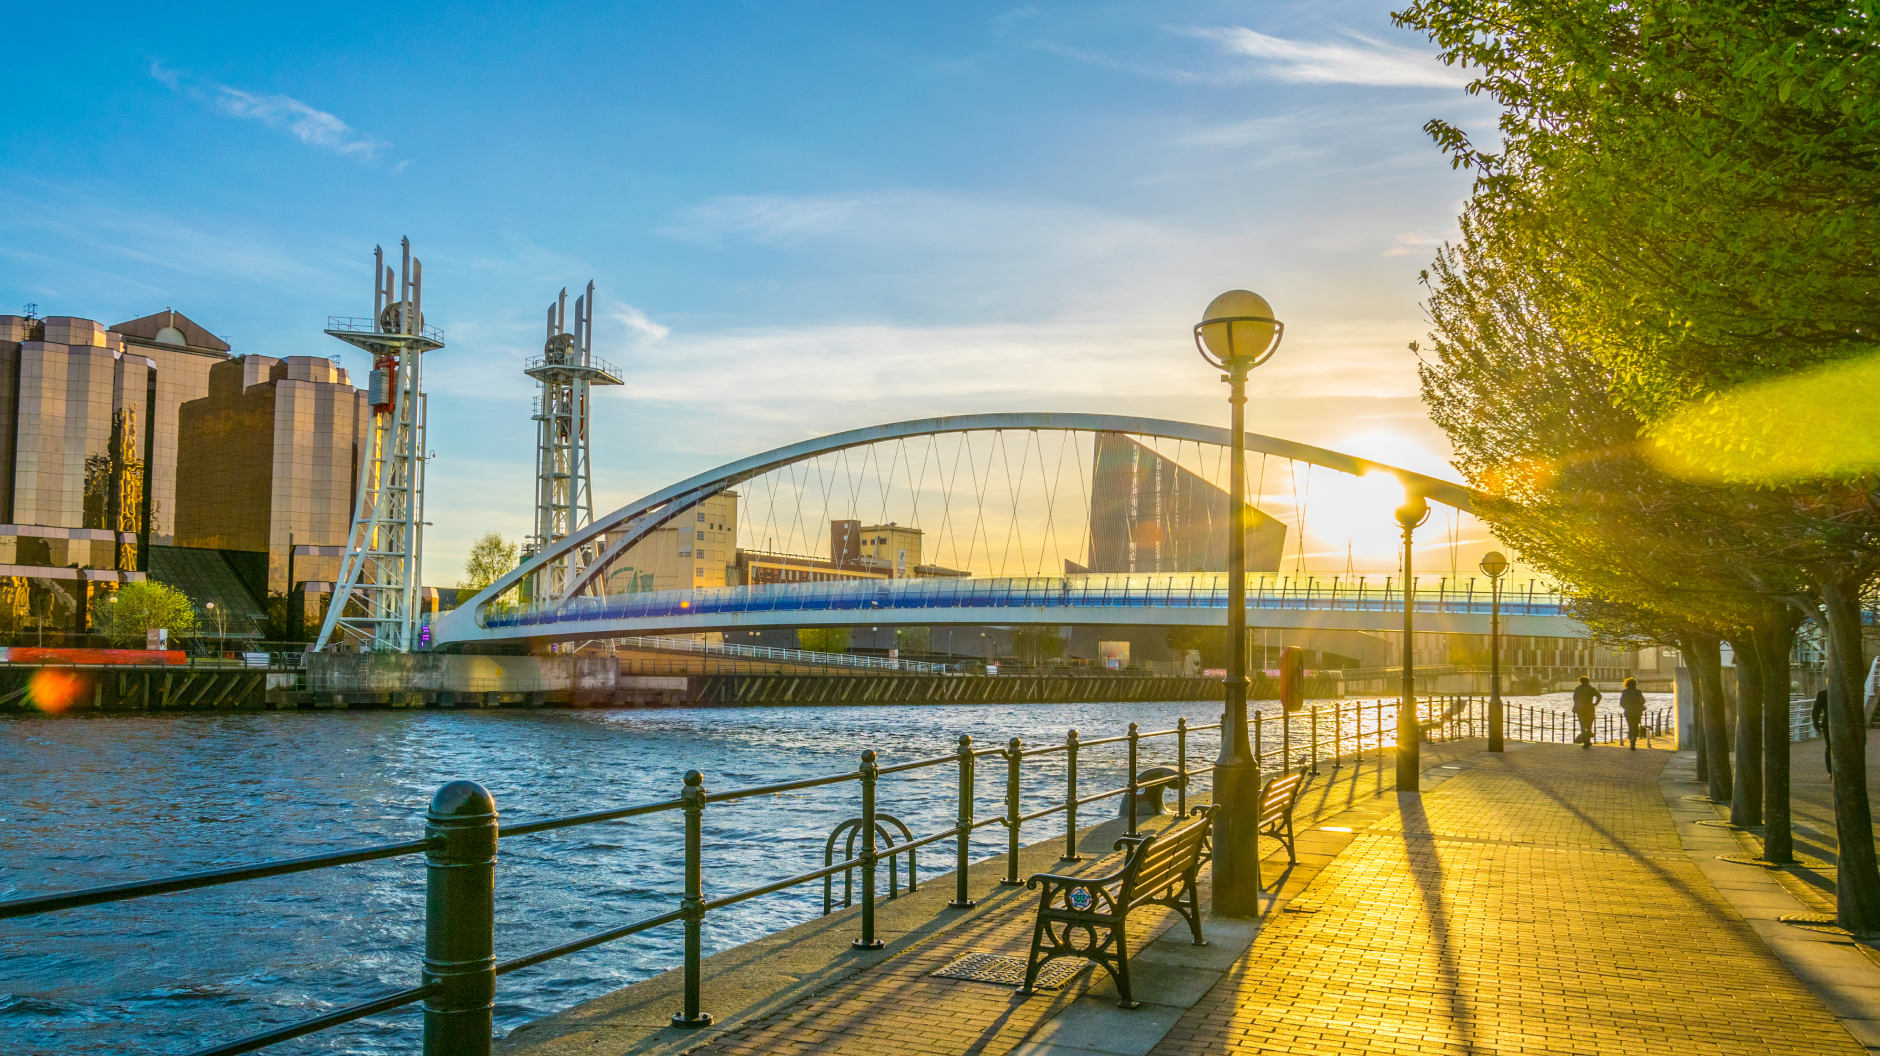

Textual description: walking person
[1815,688,1831,773]
[1573,675,1602,749]
[1619,677,1647,750]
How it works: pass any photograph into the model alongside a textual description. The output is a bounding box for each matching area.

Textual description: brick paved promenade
[670,742,1861,1056]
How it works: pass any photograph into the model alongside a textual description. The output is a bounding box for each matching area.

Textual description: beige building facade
[176,355,370,594]
[602,491,741,592]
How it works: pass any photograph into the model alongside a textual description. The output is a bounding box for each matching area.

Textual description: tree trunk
[1819,571,1880,934]
[1758,612,1800,864]
[1689,634,1733,802]
[1680,633,1709,783]
[1726,631,1764,827]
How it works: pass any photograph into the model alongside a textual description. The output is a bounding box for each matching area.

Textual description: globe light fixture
[1193,288,1283,918]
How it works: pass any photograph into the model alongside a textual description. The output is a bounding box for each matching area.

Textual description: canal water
[0,693,1659,1054]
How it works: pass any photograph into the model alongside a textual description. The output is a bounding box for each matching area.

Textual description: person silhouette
[1814,689,1831,773]
[1572,676,1602,749]
[1619,677,1647,750]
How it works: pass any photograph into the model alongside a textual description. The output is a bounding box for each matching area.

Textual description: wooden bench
[1017,805,1215,1009]
[1256,769,1309,889]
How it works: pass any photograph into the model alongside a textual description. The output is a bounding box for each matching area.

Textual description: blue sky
[2,1,1502,579]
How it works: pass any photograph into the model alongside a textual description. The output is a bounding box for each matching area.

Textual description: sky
[1,0,1514,583]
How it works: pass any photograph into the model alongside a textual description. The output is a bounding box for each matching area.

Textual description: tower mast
[525,280,621,598]
[316,238,443,651]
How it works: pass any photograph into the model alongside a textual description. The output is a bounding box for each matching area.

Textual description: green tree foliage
[459,533,518,594]
[797,627,850,654]
[91,581,200,646]
[893,626,931,655]
[1398,0,1880,931]
[1011,626,1065,667]
[1166,626,1228,669]
[1397,0,1880,432]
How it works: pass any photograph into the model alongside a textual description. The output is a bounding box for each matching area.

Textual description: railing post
[1001,737,1024,885]
[853,750,885,949]
[423,781,498,1056]
[1282,707,1292,769]
[950,734,977,907]
[671,770,714,1027]
[1062,729,1084,861]
[1176,717,1189,815]
[1125,722,1140,836]
[1332,702,1342,769]
[1309,705,1320,775]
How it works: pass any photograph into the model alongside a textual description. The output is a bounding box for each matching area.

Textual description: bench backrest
[1123,811,1212,909]
[1257,771,1307,828]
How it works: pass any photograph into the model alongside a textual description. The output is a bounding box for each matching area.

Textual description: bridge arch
[433,412,1477,645]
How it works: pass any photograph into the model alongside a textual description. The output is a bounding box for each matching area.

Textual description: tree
[1167,626,1228,669]
[893,626,931,655]
[459,533,518,594]
[797,628,850,654]
[1011,626,1065,668]
[91,581,199,646]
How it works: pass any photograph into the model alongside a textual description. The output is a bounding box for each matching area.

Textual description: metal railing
[0,693,1561,1055]
[1501,700,1677,745]
[1792,698,1819,742]
[326,315,445,342]
[615,634,955,673]
[487,572,1570,629]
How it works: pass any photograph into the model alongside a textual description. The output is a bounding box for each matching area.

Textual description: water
[0,693,1663,1054]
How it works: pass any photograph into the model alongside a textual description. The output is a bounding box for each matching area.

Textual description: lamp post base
[1488,692,1504,753]
[1209,759,1266,917]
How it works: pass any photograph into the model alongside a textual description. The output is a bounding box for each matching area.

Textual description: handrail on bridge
[0,693,1656,1055]
[479,573,1570,633]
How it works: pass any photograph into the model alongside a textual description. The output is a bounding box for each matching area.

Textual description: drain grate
[930,952,1090,990]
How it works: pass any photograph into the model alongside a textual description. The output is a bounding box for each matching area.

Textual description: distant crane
[317,238,443,651]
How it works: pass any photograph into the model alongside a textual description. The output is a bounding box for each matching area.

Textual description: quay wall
[0,655,1339,711]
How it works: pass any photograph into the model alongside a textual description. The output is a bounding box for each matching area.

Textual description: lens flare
[28,669,85,714]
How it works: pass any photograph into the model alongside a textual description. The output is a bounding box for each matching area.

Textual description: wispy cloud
[150,61,392,162]
[1188,27,1468,89]
[609,301,670,343]
[661,195,860,245]
[1381,227,1457,257]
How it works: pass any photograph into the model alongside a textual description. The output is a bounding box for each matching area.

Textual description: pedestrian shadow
[1396,793,1482,1055]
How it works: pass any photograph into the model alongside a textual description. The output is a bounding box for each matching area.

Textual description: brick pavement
[1155,744,1862,1055]
[662,741,1860,1055]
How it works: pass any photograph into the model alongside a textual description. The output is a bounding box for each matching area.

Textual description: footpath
[504,735,1872,1055]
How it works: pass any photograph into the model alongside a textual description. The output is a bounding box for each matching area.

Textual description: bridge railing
[615,634,956,673]
[0,694,1632,1055]
[485,573,1570,629]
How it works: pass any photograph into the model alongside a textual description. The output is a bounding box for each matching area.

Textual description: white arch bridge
[429,413,1583,650]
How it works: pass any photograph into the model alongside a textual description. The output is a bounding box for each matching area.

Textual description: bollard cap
[429,780,496,820]
[861,749,877,763]
[957,733,972,748]
[1068,728,1079,741]
[1009,736,1022,748]
[684,770,703,787]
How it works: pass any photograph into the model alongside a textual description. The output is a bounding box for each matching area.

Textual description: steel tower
[316,238,443,651]
[525,281,622,598]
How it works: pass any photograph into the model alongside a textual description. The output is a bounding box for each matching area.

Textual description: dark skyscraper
[1086,433,1287,574]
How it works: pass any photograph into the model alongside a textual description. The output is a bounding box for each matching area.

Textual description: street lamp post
[1480,551,1509,752]
[1395,495,1430,791]
[1193,289,1284,918]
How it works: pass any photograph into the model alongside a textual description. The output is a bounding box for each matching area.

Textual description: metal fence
[0,693,1600,1055]
[486,573,1571,629]
[615,634,954,673]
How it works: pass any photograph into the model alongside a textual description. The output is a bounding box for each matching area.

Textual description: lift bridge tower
[316,238,443,651]
[524,281,621,598]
